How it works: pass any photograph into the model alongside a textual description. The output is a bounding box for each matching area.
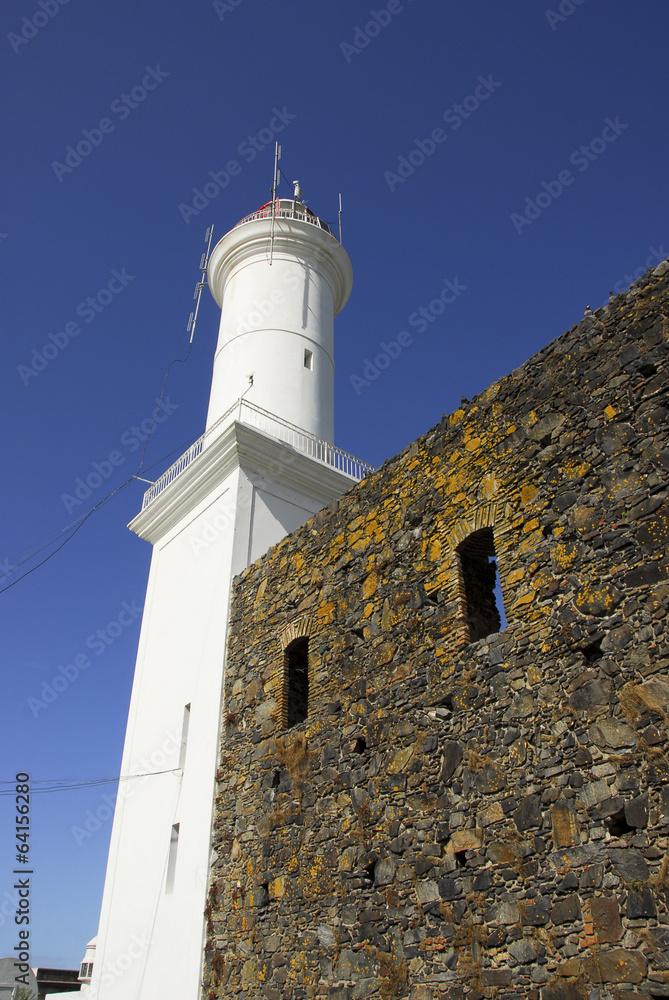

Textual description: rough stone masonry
[203,259,669,1000]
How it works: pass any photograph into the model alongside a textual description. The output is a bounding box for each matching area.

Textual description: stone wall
[203,260,669,1000]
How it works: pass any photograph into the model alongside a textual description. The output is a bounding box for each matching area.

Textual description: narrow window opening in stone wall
[606,808,633,837]
[426,587,442,605]
[454,850,468,869]
[580,638,603,663]
[285,636,309,728]
[271,768,281,788]
[456,527,506,643]
[362,861,376,885]
[353,736,367,754]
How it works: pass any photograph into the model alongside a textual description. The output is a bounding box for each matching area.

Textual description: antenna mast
[338,193,343,244]
[187,225,214,344]
[269,142,281,266]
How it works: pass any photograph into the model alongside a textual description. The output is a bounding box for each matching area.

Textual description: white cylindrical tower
[205,199,353,442]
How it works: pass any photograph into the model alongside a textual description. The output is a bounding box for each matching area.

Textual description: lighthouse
[89,190,371,999]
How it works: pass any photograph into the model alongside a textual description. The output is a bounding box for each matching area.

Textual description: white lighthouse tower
[89,189,371,999]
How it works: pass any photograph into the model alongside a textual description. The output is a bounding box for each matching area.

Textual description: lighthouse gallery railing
[140,398,375,510]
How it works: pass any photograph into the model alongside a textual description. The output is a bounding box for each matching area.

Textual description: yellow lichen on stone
[552,541,580,570]
[316,601,336,625]
[478,473,498,499]
[521,484,539,505]
[387,747,414,773]
[362,569,378,599]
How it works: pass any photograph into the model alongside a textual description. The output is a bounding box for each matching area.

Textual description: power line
[1,342,194,597]
[0,770,179,794]
[2,436,199,580]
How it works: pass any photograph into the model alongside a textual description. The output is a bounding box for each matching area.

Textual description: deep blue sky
[1,0,667,969]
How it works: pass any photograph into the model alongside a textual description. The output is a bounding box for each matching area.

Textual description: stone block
[374,857,395,886]
[590,717,637,749]
[497,901,520,925]
[440,741,463,782]
[415,880,440,904]
[607,847,649,882]
[524,900,551,926]
[481,969,514,986]
[514,794,542,832]
[577,779,610,808]
[552,801,580,848]
[509,938,538,963]
[626,884,656,918]
[590,896,622,942]
[624,793,648,829]
[541,981,587,1000]
[477,801,505,827]
[551,894,580,925]
[447,829,482,853]
[582,948,646,983]
[569,679,611,714]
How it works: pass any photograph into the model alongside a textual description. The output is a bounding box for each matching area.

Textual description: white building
[89,194,371,998]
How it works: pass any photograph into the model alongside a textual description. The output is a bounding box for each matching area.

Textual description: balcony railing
[234,199,335,237]
[140,398,375,510]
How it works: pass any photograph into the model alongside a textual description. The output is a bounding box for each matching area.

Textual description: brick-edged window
[456,527,504,643]
[284,636,309,728]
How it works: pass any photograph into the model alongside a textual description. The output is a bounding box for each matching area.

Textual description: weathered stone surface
[440,741,463,782]
[509,938,538,963]
[415,880,440,904]
[591,717,637,748]
[583,948,647,983]
[447,829,482,853]
[497,901,520,925]
[551,801,580,848]
[608,848,650,883]
[590,896,622,942]
[626,885,656,919]
[514,794,542,832]
[542,981,587,1000]
[203,265,669,1000]
[625,793,649,829]
[551,895,580,924]
[568,678,612,713]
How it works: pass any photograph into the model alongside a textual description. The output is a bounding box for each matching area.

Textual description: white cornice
[128,422,356,545]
